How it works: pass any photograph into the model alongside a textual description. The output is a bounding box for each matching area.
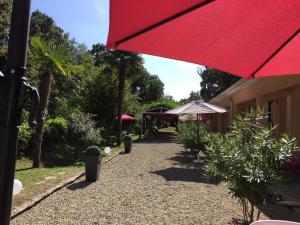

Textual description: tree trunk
[116,66,126,146]
[32,72,52,168]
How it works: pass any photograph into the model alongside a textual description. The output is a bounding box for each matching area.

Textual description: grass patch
[159,127,176,133]
[13,136,140,208]
[14,159,83,208]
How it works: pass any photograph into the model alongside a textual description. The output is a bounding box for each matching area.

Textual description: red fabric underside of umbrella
[107,0,300,78]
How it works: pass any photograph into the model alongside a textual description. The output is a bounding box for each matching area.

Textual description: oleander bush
[69,112,102,148]
[177,121,207,151]
[204,108,298,224]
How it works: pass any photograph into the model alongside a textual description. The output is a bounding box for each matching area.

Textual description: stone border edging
[11,151,122,220]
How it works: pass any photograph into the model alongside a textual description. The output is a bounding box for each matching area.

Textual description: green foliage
[91,43,144,72]
[30,11,69,46]
[69,112,102,147]
[30,36,67,75]
[144,99,179,111]
[177,121,207,150]
[131,72,165,103]
[90,43,145,144]
[41,117,71,164]
[44,117,68,143]
[86,146,101,156]
[141,75,164,102]
[123,82,143,118]
[0,0,12,70]
[1,9,171,165]
[198,67,240,101]
[82,66,118,132]
[180,91,201,104]
[48,96,74,118]
[18,123,33,152]
[204,108,298,223]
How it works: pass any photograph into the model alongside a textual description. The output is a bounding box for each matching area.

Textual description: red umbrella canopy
[121,114,135,121]
[107,0,300,78]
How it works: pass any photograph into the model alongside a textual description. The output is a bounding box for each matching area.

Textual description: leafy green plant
[44,117,68,143]
[86,145,101,156]
[143,99,178,111]
[42,117,71,164]
[204,108,298,224]
[18,122,33,154]
[69,112,102,146]
[177,121,207,151]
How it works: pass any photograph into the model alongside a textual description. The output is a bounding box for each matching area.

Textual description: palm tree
[30,37,67,168]
[116,55,143,145]
[91,44,144,145]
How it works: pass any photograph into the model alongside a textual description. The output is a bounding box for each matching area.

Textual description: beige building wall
[209,75,300,144]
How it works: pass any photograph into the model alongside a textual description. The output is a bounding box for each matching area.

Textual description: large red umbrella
[107,0,300,78]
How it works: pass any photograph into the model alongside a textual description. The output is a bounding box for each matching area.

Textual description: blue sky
[31,0,202,100]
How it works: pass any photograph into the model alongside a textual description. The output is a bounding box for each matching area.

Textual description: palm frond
[30,36,67,76]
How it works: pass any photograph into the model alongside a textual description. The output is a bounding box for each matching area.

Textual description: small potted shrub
[85,145,102,182]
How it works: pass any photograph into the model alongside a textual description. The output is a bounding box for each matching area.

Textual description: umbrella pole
[140,116,143,140]
[197,114,200,150]
[0,1,34,224]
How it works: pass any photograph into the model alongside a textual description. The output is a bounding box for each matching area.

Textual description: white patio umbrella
[166,100,226,115]
[178,114,209,122]
[166,100,226,148]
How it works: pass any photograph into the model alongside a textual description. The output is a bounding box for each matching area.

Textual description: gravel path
[11,139,287,225]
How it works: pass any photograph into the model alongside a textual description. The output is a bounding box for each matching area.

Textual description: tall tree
[141,75,164,103]
[198,67,240,101]
[30,11,69,45]
[0,0,12,71]
[30,37,67,168]
[83,65,118,134]
[180,91,201,104]
[90,44,144,145]
[29,10,85,117]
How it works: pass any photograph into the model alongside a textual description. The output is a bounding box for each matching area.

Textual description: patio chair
[251,220,300,225]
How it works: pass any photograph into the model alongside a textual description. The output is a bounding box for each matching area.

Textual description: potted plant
[124,133,132,153]
[85,145,102,182]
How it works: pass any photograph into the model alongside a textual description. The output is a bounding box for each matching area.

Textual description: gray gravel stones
[11,142,266,225]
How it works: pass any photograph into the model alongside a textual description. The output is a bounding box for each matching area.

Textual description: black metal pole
[197,114,200,149]
[0,0,32,224]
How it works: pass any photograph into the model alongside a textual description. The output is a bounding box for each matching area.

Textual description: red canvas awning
[107,0,300,78]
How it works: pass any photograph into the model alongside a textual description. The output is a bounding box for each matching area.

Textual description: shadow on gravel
[168,155,196,166]
[258,204,300,222]
[67,180,92,191]
[152,167,215,184]
[140,139,179,144]
[140,131,179,144]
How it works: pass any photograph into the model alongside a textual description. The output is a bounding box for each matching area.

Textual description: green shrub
[86,145,101,156]
[144,99,178,111]
[69,112,102,147]
[42,117,70,163]
[204,108,298,224]
[177,121,207,151]
[18,122,33,154]
[44,117,68,143]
